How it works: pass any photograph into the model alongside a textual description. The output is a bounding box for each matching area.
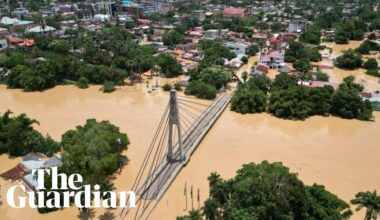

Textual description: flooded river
[0,83,379,220]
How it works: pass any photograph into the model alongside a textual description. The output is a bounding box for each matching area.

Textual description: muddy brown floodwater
[0,82,380,220]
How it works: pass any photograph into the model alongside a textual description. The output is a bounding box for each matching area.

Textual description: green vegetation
[300,26,321,45]
[156,54,182,77]
[174,84,182,91]
[39,119,129,213]
[231,88,267,114]
[185,81,217,100]
[315,71,329,82]
[190,65,232,90]
[186,65,232,100]
[199,41,235,70]
[195,161,352,220]
[163,30,186,47]
[231,73,373,121]
[102,81,116,93]
[334,18,366,44]
[293,58,312,73]
[334,49,363,70]
[363,58,379,71]
[177,210,202,220]
[331,77,373,120]
[0,27,155,91]
[76,77,89,89]
[356,40,380,55]
[0,110,59,157]
[162,83,172,91]
[351,190,380,220]
[285,41,321,63]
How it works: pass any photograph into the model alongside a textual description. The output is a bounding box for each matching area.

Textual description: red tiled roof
[6,35,23,43]
[0,163,27,181]
[256,64,269,73]
[223,7,245,16]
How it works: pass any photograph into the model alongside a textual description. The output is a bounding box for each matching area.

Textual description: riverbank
[1,84,379,220]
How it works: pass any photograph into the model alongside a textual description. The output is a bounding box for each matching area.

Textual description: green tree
[331,77,373,120]
[300,26,321,45]
[48,40,71,55]
[351,190,380,220]
[198,161,352,220]
[335,49,363,70]
[77,77,89,89]
[0,111,57,157]
[231,88,267,114]
[163,30,186,46]
[363,58,378,70]
[185,80,217,100]
[197,65,232,90]
[294,58,312,73]
[157,54,182,77]
[61,119,129,190]
[102,81,116,93]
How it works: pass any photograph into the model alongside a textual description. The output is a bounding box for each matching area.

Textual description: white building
[225,42,248,55]
[204,29,219,40]
[0,39,8,50]
[26,25,56,34]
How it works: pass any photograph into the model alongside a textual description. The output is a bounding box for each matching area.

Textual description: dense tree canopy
[163,30,186,47]
[200,161,352,220]
[334,49,363,70]
[61,119,129,188]
[0,110,59,157]
[156,54,182,77]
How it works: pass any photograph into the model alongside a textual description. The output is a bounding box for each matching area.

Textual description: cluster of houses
[1,153,62,191]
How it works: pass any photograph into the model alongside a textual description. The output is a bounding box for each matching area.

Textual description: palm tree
[203,198,219,220]
[351,190,380,220]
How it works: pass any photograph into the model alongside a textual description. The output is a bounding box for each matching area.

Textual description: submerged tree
[192,161,352,220]
[351,190,380,220]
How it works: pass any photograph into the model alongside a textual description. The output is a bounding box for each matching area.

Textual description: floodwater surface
[0,79,379,220]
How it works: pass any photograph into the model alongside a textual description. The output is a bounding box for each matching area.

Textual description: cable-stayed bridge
[120,90,231,219]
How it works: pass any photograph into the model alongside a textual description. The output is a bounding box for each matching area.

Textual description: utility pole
[167,90,185,162]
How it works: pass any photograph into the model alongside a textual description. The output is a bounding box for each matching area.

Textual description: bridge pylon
[167,89,185,162]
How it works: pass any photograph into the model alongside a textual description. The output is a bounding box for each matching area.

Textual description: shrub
[174,84,182,91]
[102,81,116,93]
[315,71,329,82]
[363,58,378,70]
[366,69,380,77]
[185,80,217,100]
[162,83,172,91]
[231,88,267,114]
[334,49,363,70]
[77,77,89,89]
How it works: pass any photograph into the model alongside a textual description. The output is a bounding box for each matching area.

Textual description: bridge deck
[137,94,231,202]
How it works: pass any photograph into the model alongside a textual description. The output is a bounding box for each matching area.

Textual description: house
[298,80,338,90]
[253,63,269,75]
[43,155,63,168]
[193,10,206,21]
[361,91,380,111]
[138,19,151,25]
[0,16,33,26]
[204,29,219,40]
[26,25,56,34]
[252,33,268,42]
[288,21,305,33]
[222,7,246,18]
[0,38,7,50]
[225,42,248,55]
[259,50,285,68]
[1,153,63,191]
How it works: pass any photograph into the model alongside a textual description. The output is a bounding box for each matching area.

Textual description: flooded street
[0,83,379,220]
